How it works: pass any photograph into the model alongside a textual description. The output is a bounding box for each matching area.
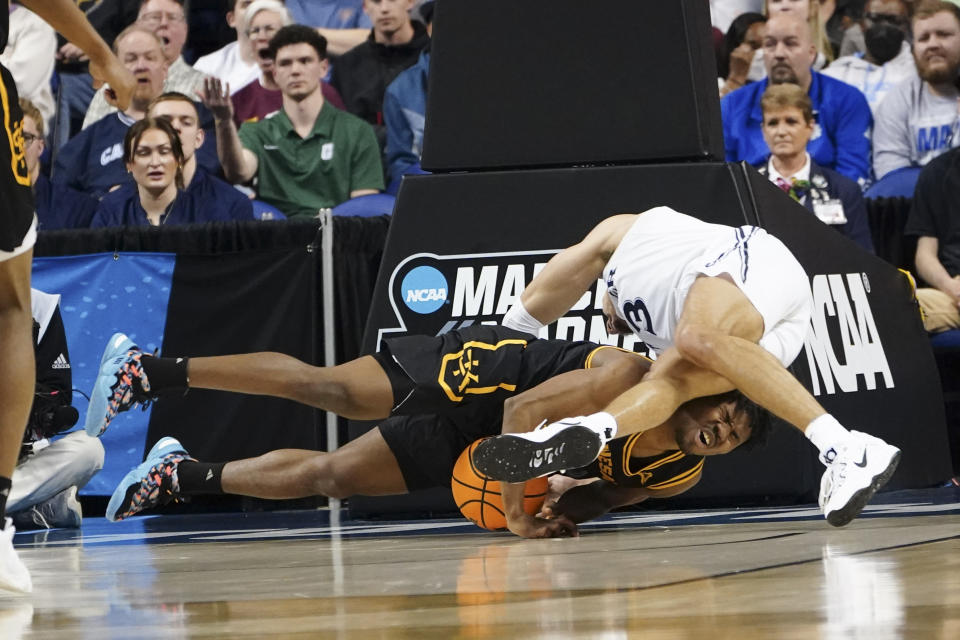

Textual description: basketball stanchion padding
[451,439,548,531]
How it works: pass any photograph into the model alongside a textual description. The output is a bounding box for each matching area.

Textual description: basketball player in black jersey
[0,0,135,593]
[88,325,769,539]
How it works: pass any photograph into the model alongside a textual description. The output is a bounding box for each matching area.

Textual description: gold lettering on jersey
[453,348,480,392]
[597,446,614,482]
[437,339,526,402]
[0,79,30,187]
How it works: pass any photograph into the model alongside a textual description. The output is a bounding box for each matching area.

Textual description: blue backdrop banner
[33,252,176,495]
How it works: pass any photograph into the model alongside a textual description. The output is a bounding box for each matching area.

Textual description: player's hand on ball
[507,512,578,539]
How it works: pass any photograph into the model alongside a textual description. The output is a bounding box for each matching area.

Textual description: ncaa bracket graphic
[379,249,647,354]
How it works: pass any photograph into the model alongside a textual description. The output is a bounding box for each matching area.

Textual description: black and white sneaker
[472,414,616,483]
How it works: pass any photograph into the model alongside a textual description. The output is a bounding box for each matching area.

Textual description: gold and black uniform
[0,0,36,254]
[373,325,704,491]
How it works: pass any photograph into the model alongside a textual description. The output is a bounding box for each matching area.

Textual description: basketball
[451,439,549,530]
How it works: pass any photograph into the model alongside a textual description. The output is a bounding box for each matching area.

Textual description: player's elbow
[674,324,723,369]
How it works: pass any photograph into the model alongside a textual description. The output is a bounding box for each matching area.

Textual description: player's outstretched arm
[20,0,134,110]
[504,214,636,331]
[499,347,649,437]
[541,474,701,525]
[497,348,649,538]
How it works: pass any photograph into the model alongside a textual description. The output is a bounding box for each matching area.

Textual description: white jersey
[603,207,811,367]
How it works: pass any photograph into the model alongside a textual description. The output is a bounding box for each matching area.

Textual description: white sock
[805,414,851,460]
[502,300,545,335]
[584,412,618,442]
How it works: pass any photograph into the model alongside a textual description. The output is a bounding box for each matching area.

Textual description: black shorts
[0,65,35,256]
[374,325,600,491]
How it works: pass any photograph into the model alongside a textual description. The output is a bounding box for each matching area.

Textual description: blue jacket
[383,51,430,187]
[90,169,253,228]
[757,159,875,253]
[53,110,223,200]
[723,74,873,186]
[34,173,98,230]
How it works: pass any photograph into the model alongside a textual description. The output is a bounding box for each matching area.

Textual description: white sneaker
[819,430,901,527]
[472,414,617,483]
[0,517,32,593]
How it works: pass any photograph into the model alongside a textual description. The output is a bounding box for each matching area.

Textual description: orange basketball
[451,438,549,531]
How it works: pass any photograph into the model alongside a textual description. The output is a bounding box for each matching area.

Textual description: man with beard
[202,24,383,218]
[823,0,917,115]
[722,12,873,186]
[873,0,960,180]
[82,0,210,129]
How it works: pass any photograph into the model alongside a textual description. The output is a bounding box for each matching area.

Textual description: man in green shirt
[200,24,383,219]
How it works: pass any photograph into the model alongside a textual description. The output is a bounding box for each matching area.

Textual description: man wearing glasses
[82,0,209,128]
[823,0,916,115]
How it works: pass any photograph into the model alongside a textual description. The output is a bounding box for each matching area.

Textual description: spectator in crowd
[904,145,960,333]
[836,0,869,57]
[93,93,253,228]
[2,4,56,127]
[718,13,768,97]
[92,115,252,227]
[90,118,185,227]
[822,0,916,114]
[722,13,873,185]
[52,0,139,153]
[54,27,172,199]
[873,0,960,180]
[193,0,261,96]
[202,25,383,218]
[330,0,429,138]
[20,99,98,230]
[766,0,835,64]
[382,0,432,190]
[83,0,209,129]
[231,0,345,127]
[9,289,102,530]
[756,84,874,251]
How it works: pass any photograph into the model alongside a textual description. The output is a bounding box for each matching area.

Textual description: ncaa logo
[401,266,448,314]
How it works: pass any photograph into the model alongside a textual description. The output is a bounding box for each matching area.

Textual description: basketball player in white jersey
[473,206,901,528]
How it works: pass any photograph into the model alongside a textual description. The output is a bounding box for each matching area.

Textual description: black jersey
[563,433,704,491]
[375,325,704,493]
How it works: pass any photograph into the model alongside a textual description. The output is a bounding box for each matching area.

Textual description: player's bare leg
[105,427,408,521]
[0,251,37,593]
[186,354,395,419]
[85,335,396,436]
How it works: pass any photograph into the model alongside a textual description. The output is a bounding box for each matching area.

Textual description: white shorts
[690,227,812,367]
[606,207,812,367]
[0,216,36,263]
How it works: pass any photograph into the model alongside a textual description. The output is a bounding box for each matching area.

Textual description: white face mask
[747,48,767,82]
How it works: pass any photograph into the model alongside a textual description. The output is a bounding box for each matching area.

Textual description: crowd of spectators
[10,0,960,324]
[715,0,960,335]
[8,0,434,228]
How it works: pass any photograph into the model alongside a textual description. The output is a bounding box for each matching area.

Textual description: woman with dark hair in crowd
[718,12,767,97]
[91,118,186,227]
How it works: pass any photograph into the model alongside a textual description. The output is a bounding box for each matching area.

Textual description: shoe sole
[472,426,601,483]
[826,449,901,528]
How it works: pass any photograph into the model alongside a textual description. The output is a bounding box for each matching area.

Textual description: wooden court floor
[2,489,959,639]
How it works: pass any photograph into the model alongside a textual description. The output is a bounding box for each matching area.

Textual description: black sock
[140,355,189,393]
[0,476,11,522]
[176,460,226,496]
